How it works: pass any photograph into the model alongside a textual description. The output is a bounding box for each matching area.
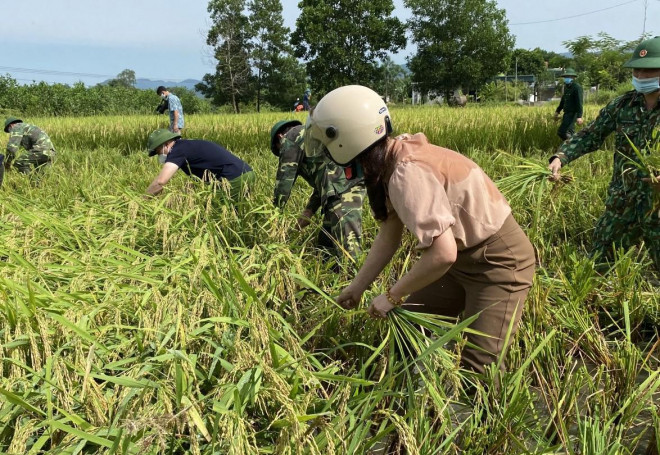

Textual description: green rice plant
[1,105,657,454]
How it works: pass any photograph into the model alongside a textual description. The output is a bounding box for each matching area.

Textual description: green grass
[0,105,657,454]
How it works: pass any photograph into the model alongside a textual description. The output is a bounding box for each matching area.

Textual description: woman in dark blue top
[145,129,254,199]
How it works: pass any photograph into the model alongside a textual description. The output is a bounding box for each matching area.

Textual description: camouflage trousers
[13,149,54,174]
[317,186,365,260]
[591,185,660,272]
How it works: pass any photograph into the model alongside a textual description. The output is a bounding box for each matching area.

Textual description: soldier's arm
[304,189,322,215]
[576,84,584,118]
[553,100,617,165]
[5,133,21,165]
[146,163,179,196]
[273,140,301,208]
[556,94,564,114]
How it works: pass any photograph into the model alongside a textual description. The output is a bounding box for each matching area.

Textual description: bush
[0,75,212,117]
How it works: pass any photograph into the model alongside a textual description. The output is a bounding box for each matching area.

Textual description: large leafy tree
[248,0,306,111]
[291,0,406,95]
[106,69,136,88]
[562,33,638,90]
[506,49,546,77]
[407,0,514,100]
[197,0,254,113]
[374,57,410,104]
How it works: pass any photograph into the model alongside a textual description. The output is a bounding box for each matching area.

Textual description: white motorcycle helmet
[305,85,392,165]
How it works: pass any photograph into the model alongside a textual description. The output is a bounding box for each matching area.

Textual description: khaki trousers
[404,214,536,374]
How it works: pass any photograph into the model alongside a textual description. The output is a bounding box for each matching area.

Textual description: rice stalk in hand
[495,151,573,243]
[495,151,573,205]
[622,131,660,214]
[386,308,478,403]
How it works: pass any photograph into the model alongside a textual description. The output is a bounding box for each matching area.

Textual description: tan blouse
[386,133,511,250]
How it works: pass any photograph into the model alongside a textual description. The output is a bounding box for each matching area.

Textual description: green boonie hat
[147,129,180,156]
[4,116,23,132]
[560,68,578,77]
[623,36,660,69]
[270,120,302,156]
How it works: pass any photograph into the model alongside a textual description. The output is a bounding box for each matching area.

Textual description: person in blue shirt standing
[144,129,254,201]
[156,86,185,133]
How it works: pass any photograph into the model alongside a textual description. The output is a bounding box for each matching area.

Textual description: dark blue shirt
[165,139,251,181]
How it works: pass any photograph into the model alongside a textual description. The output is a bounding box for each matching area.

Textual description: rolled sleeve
[388,162,455,249]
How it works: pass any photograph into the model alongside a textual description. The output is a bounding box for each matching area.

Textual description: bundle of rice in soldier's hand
[624,131,660,213]
[494,151,573,205]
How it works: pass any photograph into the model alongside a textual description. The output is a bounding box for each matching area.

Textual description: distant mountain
[135,78,202,91]
[100,77,203,93]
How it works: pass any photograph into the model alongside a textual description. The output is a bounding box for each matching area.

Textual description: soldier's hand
[336,285,364,310]
[553,112,560,121]
[576,117,584,126]
[297,209,313,229]
[548,157,562,181]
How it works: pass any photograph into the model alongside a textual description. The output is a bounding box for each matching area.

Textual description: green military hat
[270,120,302,156]
[4,116,23,133]
[623,36,660,69]
[560,68,578,77]
[147,129,180,156]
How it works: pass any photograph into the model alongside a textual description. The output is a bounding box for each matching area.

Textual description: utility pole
[642,0,648,36]
[515,57,518,101]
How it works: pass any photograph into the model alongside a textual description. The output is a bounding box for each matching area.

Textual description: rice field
[0,105,658,454]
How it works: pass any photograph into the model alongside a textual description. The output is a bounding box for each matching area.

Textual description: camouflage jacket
[556,81,583,117]
[555,90,659,193]
[273,125,363,213]
[6,122,56,161]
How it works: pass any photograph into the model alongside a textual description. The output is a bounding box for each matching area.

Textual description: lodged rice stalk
[1,106,658,454]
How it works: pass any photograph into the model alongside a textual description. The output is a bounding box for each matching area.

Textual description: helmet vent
[325,126,337,139]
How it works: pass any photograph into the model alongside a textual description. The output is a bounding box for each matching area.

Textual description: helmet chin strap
[344,161,364,180]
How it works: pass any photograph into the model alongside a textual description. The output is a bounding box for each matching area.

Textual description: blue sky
[1,0,657,86]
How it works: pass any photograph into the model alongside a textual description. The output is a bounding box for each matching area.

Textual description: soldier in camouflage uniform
[270,120,366,260]
[549,36,660,271]
[554,68,584,141]
[3,117,56,186]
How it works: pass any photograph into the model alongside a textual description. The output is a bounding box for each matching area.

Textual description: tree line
[0,75,212,118]
[198,0,645,111]
[0,0,647,117]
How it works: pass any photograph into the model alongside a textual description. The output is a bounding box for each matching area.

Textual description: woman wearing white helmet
[307,85,536,374]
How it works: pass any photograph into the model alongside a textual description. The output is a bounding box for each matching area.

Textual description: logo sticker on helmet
[374,125,385,135]
[378,107,387,114]
[640,49,647,57]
